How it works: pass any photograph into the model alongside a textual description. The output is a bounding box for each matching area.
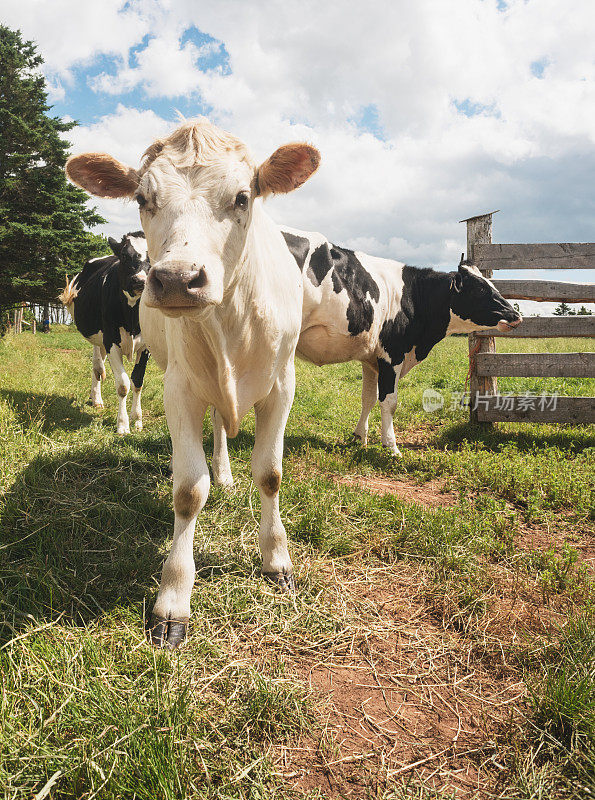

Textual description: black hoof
[262,570,296,593]
[146,614,188,649]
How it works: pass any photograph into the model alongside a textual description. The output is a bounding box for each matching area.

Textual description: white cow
[66,118,320,649]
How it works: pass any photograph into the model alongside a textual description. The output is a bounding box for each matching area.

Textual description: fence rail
[477,316,595,338]
[476,242,595,270]
[491,280,595,303]
[463,211,595,426]
[476,396,594,424]
[476,352,595,378]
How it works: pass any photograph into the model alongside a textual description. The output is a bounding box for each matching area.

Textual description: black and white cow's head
[449,258,522,333]
[108,232,150,305]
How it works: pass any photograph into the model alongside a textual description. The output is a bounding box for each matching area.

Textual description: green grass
[0,327,594,799]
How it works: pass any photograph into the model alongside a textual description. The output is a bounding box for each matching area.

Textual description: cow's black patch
[281,231,311,271]
[308,242,380,335]
[131,349,150,390]
[379,266,451,368]
[377,358,396,402]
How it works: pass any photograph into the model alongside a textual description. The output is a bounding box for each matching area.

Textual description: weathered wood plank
[493,279,595,303]
[476,395,595,424]
[476,352,595,378]
[477,315,595,338]
[476,242,595,270]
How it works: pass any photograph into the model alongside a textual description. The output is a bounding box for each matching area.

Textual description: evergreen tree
[0,25,106,326]
[553,302,573,316]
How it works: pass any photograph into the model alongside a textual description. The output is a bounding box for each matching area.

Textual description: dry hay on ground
[265,564,527,799]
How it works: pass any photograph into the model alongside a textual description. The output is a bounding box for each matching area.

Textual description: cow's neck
[381,267,451,367]
[171,205,297,437]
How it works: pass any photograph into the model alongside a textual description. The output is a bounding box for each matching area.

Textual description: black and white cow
[60,232,151,434]
[280,227,522,455]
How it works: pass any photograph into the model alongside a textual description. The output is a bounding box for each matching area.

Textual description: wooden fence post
[461,211,499,424]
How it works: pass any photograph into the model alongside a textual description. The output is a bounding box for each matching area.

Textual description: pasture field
[0,327,594,800]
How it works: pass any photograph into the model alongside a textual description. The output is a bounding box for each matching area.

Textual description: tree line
[0,25,108,333]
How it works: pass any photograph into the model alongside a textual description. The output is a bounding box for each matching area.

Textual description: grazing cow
[281,228,522,454]
[60,232,150,434]
[65,118,320,648]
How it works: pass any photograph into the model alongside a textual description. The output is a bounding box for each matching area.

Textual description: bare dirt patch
[275,565,525,798]
[334,474,458,507]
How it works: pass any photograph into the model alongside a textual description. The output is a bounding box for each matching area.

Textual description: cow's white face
[136,154,255,316]
[65,118,320,319]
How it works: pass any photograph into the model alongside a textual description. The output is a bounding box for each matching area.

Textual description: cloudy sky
[4,0,595,312]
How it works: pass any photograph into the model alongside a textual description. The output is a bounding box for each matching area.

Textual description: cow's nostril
[187,268,207,290]
[151,272,164,291]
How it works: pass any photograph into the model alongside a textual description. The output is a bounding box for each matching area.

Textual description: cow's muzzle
[144,266,213,311]
[497,315,523,332]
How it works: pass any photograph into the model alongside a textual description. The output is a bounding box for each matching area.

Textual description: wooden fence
[463,211,595,425]
[4,303,69,333]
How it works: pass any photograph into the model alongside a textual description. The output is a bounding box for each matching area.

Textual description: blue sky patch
[180,26,231,74]
[530,58,549,79]
[350,104,386,140]
[453,98,499,118]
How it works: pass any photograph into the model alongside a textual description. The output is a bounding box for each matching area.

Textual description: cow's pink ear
[256,143,320,197]
[66,153,139,198]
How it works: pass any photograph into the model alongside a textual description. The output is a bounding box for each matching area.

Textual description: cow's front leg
[149,383,209,649]
[252,363,295,592]
[90,345,106,408]
[378,358,402,457]
[108,345,131,435]
[130,349,149,431]
[210,407,234,488]
[353,361,379,445]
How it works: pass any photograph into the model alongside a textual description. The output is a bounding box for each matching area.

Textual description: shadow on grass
[211,426,337,458]
[0,443,241,644]
[437,421,595,454]
[0,388,94,432]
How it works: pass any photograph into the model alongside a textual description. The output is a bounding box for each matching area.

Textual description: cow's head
[449,257,522,333]
[66,119,320,317]
[108,231,150,305]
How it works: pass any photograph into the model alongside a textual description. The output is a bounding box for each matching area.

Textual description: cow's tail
[58,275,78,316]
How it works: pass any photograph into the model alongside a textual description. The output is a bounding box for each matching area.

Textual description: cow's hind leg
[108,345,131,435]
[353,361,379,445]
[130,349,149,431]
[90,345,106,408]
[252,362,295,592]
[378,358,402,457]
[210,407,234,488]
[148,382,208,649]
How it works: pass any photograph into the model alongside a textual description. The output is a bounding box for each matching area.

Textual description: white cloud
[92,33,219,97]
[2,0,154,78]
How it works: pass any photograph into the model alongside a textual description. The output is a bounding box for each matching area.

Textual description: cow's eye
[235,191,249,210]
[135,194,146,208]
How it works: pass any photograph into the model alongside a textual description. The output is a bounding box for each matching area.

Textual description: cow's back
[282,227,404,365]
